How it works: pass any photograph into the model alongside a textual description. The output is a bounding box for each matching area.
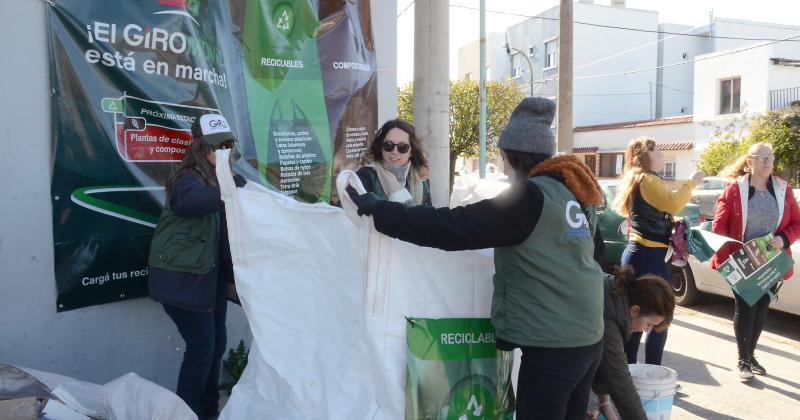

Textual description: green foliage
[397,80,523,184]
[698,105,800,183]
[219,340,249,395]
[697,136,751,176]
[747,105,800,183]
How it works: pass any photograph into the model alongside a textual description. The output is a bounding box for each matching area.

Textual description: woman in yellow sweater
[613,136,704,365]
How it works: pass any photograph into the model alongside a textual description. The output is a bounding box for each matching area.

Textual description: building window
[464,72,472,81]
[544,39,558,69]
[660,162,676,179]
[584,155,596,175]
[719,77,741,114]
[512,67,521,79]
[528,45,534,56]
[599,153,624,178]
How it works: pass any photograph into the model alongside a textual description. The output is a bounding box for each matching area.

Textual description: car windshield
[606,185,618,198]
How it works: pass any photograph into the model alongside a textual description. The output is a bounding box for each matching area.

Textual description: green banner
[406,318,515,420]
[47,0,377,311]
[716,234,793,307]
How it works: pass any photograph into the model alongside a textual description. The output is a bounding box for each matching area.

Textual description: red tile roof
[572,147,598,153]
[573,115,693,132]
[658,142,694,151]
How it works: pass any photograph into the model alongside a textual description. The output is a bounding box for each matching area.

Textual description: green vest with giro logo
[492,175,604,348]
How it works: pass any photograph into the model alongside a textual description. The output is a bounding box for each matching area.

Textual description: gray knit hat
[497,97,556,155]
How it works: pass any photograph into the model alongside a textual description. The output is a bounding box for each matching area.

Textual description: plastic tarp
[216,150,496,419]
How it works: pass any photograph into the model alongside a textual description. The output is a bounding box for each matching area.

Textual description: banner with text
[405,318,515,420]
[715,233,792,306]
[47,0,376,311]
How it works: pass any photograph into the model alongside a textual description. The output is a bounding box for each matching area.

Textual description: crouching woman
[593,265,675,420]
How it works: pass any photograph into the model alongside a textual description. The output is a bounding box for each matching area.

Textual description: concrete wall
[0,0,397,390]
[505,3,659,127]
[456,32,509,83]
[657,23,707,118]
[712,19,800,53]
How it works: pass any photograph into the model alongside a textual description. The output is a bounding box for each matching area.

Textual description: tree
[697,110,753,176]
[747,105,800,184]
[397,80,523,186]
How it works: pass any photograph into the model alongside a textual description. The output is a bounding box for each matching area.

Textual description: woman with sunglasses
[355,119,431,206]
[711,142,800,382]
[148,114,245,418]
[613,136,704,367]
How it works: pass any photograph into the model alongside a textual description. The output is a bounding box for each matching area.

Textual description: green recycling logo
[273,3,295,37]
[447,382,496,420]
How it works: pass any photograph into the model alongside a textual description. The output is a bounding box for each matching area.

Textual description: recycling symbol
[447,382,495,420]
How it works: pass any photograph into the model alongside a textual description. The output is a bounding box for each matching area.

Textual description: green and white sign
[405,318,515,420]
[47,0,377,311]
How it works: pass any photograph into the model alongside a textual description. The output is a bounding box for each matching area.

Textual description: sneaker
[749,356,766,375]
[738,360,754,382]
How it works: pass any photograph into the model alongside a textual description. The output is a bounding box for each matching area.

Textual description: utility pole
[413,0,450,206]
[556,0,573,153]
[504,44,534,97]
[479,0,487,178]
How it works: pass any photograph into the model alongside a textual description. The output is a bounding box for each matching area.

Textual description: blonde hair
[614,137,657,217]
[719,142,773,180]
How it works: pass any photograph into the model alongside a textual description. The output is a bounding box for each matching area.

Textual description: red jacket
[710,175,800,279]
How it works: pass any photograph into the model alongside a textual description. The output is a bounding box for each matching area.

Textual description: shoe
[749,356,766,375]
[738,359,754,382]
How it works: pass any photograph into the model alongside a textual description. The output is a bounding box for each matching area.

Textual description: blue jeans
[163,291,227,418]
[621,242,670,365]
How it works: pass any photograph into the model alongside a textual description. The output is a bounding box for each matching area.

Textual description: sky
[395,0,800,86]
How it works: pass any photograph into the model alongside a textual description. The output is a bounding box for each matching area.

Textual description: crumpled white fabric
[216,150,496,419]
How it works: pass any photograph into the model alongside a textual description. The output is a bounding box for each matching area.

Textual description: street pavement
[652,294,800,419]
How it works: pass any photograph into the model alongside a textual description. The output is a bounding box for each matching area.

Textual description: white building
[503,1,659,126]
[573,41,800,180]
[456,32,510,83]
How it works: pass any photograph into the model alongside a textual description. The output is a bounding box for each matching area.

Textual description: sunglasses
[216,141,235,150]
[382,141,410,154]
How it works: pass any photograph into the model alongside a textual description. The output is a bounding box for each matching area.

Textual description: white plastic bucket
[628,364,677,420]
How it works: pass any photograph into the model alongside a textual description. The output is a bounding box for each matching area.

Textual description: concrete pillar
[413,0,450,206]
[556,0,574,153]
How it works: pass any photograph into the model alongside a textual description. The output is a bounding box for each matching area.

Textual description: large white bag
[216,150,495,419]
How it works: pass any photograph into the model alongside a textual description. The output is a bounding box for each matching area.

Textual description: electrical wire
[398,1,415,18]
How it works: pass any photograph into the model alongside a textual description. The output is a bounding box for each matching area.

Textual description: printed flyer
[715,234,793,306]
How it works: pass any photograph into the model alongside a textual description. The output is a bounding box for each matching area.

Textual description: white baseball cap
[192,114,237,146]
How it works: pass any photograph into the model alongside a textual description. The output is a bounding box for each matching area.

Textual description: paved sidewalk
[651,300,800,419]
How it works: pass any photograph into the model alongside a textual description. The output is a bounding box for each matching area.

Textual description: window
[464,72,472,81]
[663,162,676,179]
[719,77,741,114]
[512,67,521,78]
[584,155,596,174]
[528,45,534,56]
[599,153,624,178]
[544,39,558,69]
[680,106,687,114]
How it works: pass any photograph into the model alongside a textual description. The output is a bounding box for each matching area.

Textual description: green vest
[148,204,219,275]
[492,176,604,348]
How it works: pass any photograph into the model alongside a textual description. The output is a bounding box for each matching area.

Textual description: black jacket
[148,173,244,312]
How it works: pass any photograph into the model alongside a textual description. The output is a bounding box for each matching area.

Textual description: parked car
[690,176,728,219]
[674,201,800,317]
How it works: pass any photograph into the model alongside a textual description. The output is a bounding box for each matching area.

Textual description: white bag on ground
[216,150,495,419]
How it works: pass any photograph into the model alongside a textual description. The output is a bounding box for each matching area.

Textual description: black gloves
[352,192,380,216]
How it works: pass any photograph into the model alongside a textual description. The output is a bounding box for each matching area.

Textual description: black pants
[734,293,770,360]
[163,291,228,418]
[515,340,603,420]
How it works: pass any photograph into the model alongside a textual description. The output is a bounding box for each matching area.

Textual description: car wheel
[671,265,700,306]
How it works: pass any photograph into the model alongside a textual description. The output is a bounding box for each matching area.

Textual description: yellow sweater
[630,174,696,248]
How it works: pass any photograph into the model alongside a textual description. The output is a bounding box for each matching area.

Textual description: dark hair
[613,265,675,332]
[165,137,217,198]
[502,150,551,180]
[364,119,430,178]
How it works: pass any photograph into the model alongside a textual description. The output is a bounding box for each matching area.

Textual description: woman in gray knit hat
[353,97,607,419]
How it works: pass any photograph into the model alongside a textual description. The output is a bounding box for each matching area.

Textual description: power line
[657,83,693,94]
[397,0,415,18]
[449,4,800,43]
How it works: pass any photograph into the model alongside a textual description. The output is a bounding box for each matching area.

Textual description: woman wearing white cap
[148,114,244,418]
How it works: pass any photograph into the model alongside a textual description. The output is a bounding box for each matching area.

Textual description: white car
[690,176,727,219]
[673,190,800,316]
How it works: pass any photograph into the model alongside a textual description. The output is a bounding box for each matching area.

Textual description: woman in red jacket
[711,142,800,382]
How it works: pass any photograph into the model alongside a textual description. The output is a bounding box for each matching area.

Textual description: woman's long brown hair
[614,136,657,217]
